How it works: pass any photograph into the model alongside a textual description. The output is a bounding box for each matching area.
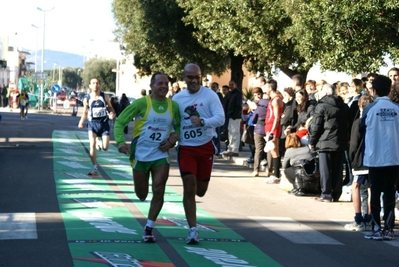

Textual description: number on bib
[183,128,203,139]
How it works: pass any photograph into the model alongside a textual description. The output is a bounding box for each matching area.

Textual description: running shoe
[264,176,280,184]
[364,230,383,240]
[96,137,102,151]
[88,166,98,176]
[142,226,155,242]
[186,228,199,244]
[383,230,394,240]
[344,222,365,232]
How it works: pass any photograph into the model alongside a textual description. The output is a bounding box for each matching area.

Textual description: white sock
[146,219,155,228]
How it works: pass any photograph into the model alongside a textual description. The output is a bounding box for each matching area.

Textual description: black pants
[369,166,399,230]
[319,151,344,201]
[284,167,295,185]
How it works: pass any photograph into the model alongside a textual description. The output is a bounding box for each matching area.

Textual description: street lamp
[31,24,39,73]
[37,6,54,110]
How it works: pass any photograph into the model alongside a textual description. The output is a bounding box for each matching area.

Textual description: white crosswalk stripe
[250,216,343,245]
[0,213,37,240]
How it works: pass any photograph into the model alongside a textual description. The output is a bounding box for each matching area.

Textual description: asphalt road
[0,108,398,267]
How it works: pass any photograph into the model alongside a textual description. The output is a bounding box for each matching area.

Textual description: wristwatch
[200,119,205,126]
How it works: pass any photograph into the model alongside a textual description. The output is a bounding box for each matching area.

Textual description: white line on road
[249,216,343,245]
[0,213,38,240]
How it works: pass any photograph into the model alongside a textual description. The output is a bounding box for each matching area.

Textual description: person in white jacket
[360,75,399,241]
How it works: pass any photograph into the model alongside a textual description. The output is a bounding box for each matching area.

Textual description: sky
[1,0,121,59]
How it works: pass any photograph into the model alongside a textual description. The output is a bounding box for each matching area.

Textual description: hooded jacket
[360,96,399,167]
[308,94,350,152]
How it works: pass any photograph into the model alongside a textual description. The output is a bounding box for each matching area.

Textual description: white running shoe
[264,176,280,184]
[344,222,365,232]
[186,228,199,244]
[96,137,103,151]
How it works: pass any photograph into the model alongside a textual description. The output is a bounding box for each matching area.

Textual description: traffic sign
[32,72,48,79]
[51,84,61,93]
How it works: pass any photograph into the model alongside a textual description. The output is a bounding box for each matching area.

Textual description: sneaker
[224,151,239,157]
[383,230,394,240]
[96,137,102,151]
[260,159,267,166]
[247,157,254,163]
[251,171,259,177]
[264,176,280,184]
[88,166,98,176]
[344,222,365,232]
[186,228,199,244]
[364,230,383,240]
[142,226,155,242]
[25,115,28,120]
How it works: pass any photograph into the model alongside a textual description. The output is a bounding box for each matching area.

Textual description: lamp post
[31,24,39,73]
[37,6,54,110]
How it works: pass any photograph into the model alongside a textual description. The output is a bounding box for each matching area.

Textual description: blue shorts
[87,120,110,137]
[353,174,369,185]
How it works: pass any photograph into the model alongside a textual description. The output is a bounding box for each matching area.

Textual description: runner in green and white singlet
[114,72,180,242]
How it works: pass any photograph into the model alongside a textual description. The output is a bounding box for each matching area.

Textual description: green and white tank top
[131,96,173,161]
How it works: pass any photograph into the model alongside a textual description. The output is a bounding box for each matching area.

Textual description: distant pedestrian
[18,90,28,120]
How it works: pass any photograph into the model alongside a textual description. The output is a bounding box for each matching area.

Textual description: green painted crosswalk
[52,130,281,266]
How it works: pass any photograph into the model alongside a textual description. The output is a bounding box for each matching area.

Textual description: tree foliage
[81,58,117,92]
[62,68,82,89]
[112,0,399,84]
[112,0,229,81]
[281,0,399,74]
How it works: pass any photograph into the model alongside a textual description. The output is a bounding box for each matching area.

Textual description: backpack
[293,157,321,195]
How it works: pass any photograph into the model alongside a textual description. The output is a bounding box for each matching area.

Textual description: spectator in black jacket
[308,83,351,202]
[120,93,131,134]
[222,80,242,157]
[280,87,297,157]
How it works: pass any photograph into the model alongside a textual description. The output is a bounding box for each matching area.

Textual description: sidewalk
[219,143,297,193]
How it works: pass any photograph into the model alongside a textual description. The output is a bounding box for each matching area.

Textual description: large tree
[112,0,229,83]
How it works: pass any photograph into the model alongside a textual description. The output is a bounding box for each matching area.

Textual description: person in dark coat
[308,83,351,202]
[120,93,131,134]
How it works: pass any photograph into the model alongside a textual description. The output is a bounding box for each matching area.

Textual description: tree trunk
[229,51,244,91]
[278,66,309,82]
